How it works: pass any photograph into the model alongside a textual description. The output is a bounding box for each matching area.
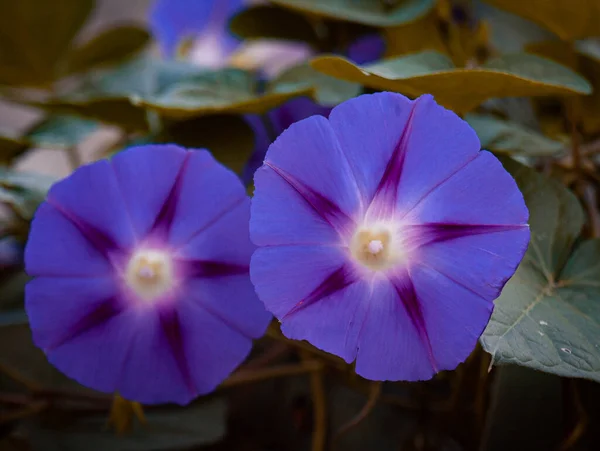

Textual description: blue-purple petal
[26,144,268,404]
[249,92,529,382]
[347,34,386,65]
[150,0,242,57]
[25,203,113,277]
[112,144,188,238]
[354,277,435,381]
[167,150,247,247]
[46,159,137,250]
[252,115,361,244]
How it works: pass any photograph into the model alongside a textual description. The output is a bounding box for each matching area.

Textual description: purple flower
[243,97,332,183]
[250,92,529,381]
[24,145,271,404]
[149,0,243,63]
[347,34,386,65]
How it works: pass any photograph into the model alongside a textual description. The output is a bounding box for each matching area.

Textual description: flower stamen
[125,249,176,301]
[350,224,405,271]
[367,239,384,255]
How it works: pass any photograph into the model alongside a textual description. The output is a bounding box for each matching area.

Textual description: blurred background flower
[150,0,313,75]
[149,0,386,183]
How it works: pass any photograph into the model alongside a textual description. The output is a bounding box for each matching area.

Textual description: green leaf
[0,133,29,165]
[527,39,600,135]
[37,58,312,128]
[311,51,592,113]
[0,0,94,86]
[0,245,29,327]
[65,24,151,75]
[477,2,555,54]
[0,309,28,327]
[35,57,158,129]
[27,399,227,451]
[0,169,55,220]
[465,113,564,156]
[270,0,435,27]
[41,98,150,131]
[1,116,97,164]
[26,115,98,148]
[483,0,600,40]
[480,158,600,382]
[139,68,311,118]
[383,11,447,58]
[268,62,361,106]
[575,39,600,62]
[230,5,320,45]
[160,115,255,174]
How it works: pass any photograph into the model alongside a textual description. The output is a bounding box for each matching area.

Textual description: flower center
[367,239,384,254]
[125,249,176,301]
[350,224,405,271]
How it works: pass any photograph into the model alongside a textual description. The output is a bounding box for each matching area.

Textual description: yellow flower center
[125,249,176,301]
[350,223,406,271]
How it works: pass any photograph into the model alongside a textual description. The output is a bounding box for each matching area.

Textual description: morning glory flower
[150,0,243,63]
[250,92,529,381]
[149,0,311,73]
[25,145,271,404]
[149,0,385,75]
[347,34,387,65]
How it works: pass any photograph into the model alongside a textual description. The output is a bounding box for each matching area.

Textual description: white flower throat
[349,222,406,271]
[125,249,176,301]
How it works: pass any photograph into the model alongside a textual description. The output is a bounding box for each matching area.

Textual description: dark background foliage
[1,0,600,450]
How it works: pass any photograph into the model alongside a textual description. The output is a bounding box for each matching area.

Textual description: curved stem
[332,381,382,447]
[302,351,327,451]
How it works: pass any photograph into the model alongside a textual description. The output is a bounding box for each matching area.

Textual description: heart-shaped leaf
[311,51,592,113]
[576,39,600,62]
[140,68,311,118]
[383,11,447,58]
[465,113,564,156]
[483,0,600,40]
[37,58,312,128]
[0,0,94,86]
[26,115,98,148]
[528,39,600,135]
[268,62,361,106]
[159,115,255,173]
[0,170,56,221]
[65,24,151,75]
[270,0,435,27]
[481,158,600,382]
[27,398,227,451]
[230,5,320,45]
[0,133,29,165]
